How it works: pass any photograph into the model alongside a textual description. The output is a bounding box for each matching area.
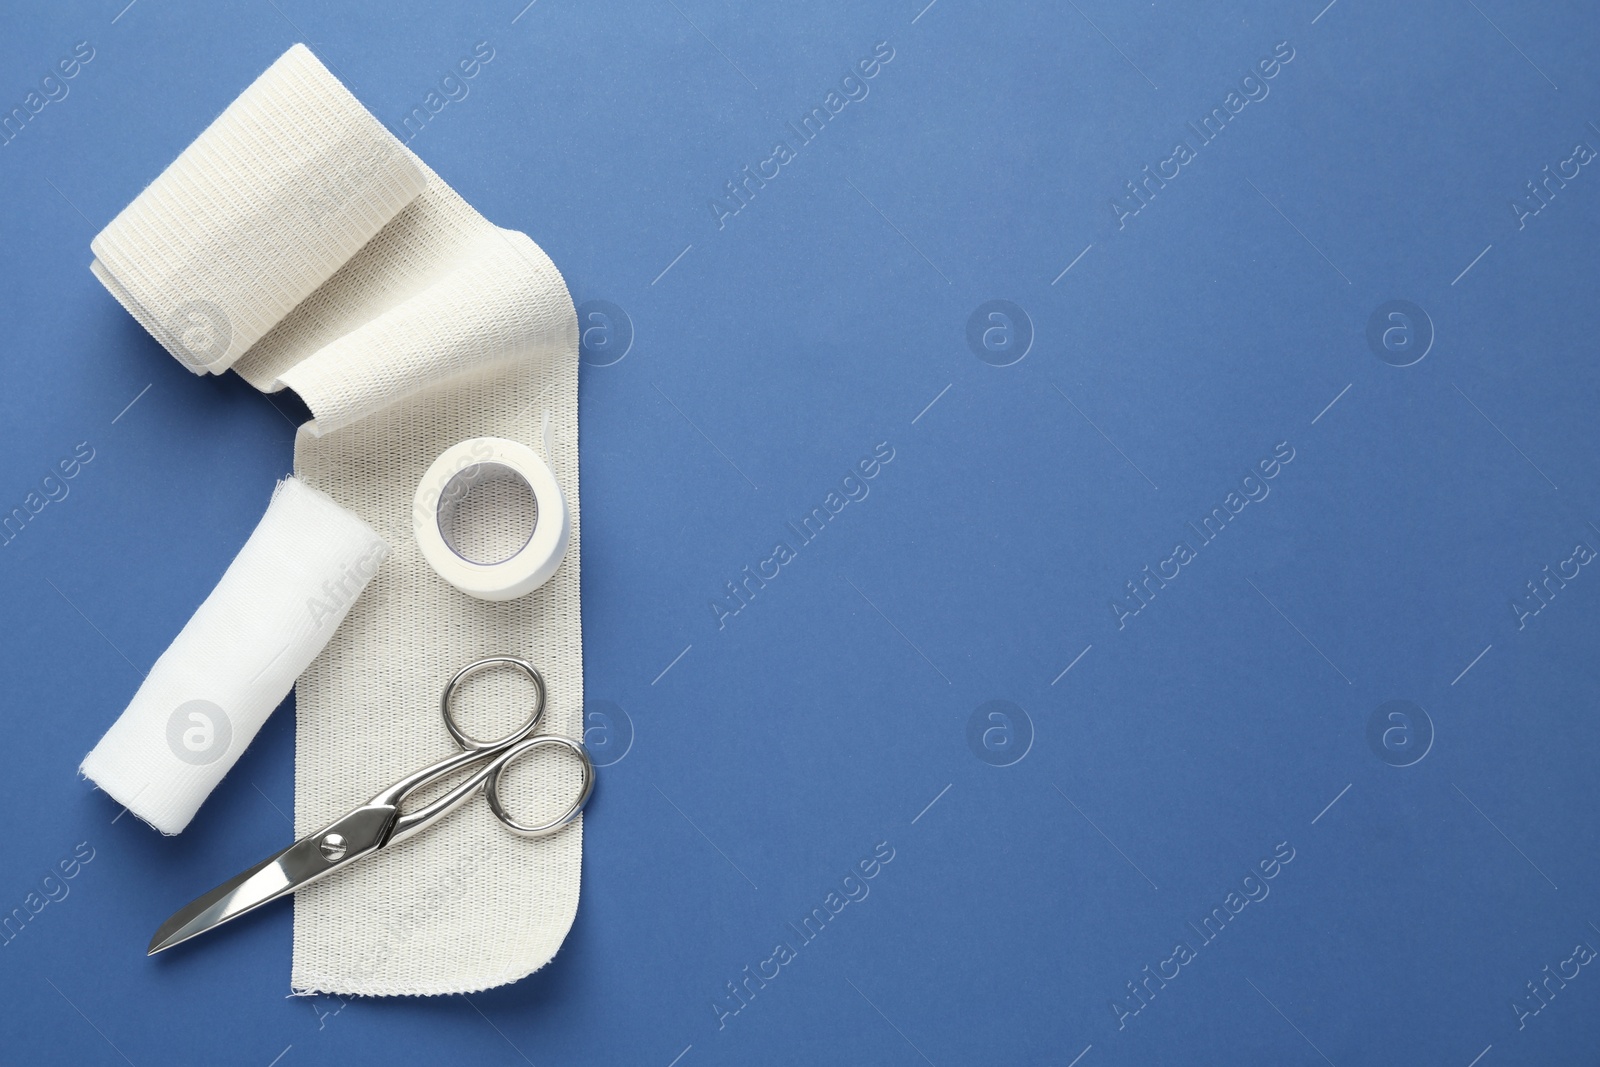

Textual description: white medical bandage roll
[89,53,426,374]
[79,478,389,835]
[414,437,570,601]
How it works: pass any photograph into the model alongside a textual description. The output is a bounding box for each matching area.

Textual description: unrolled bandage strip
[80,478,388,836]
[90,44,584,996]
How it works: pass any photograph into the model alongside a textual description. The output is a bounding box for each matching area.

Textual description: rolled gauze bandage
[80,477,389,834]
[89,50,426,375]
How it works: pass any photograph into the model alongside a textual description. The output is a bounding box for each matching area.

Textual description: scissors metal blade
[148,804,398,956]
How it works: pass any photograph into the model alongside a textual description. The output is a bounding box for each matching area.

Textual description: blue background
[2,0,1598,1064]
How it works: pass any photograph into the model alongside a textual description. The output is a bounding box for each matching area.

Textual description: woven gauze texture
[90,43,582,996]
[90,46,425,373]
[79,478,389,836]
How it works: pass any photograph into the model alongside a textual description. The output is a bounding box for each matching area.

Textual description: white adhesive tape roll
[413,437,569,602]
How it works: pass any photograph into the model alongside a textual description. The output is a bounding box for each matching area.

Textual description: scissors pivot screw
[318,834,348,862]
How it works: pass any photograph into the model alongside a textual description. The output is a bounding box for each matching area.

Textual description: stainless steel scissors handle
[148,656,593,955]
[383,657,593,843]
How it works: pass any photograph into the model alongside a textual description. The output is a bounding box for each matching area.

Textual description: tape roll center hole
[436,462,538,566]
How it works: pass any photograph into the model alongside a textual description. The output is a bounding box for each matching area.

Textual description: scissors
[148,657,594,955]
